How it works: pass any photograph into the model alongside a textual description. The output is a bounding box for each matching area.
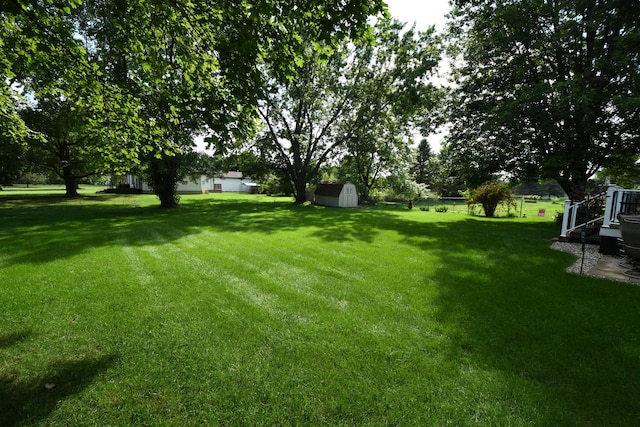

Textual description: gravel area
[550,240,603,274]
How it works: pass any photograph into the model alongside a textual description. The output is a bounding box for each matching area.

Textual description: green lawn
[1,191,639,426]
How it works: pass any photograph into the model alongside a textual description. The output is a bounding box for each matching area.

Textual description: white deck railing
[560,189,608,238]
[600,186,640,238]
[561,185,640,238]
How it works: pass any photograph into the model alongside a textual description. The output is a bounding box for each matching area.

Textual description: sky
[384,0,451,32]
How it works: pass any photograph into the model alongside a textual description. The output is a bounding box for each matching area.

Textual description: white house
[212,171,258,193]
[122,170,256,194]
[314,182,358,207]
[177,176,215,193]
[129,175,214,193]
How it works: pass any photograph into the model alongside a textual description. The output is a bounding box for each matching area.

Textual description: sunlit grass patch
[1,192,639,425]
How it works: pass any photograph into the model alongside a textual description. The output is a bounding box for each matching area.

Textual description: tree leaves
[444,0,640,200]
[3,0,387,204]
[257,18,442,203]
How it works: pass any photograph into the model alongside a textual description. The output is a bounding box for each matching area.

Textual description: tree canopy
[2,0,386,205]
[443,0,640,200]
[21,96,105,196]
[412,138,436,185]
[257,19,441,203]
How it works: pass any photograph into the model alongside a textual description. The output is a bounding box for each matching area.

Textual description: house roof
[315,182,348,197]
[222,171,243,179]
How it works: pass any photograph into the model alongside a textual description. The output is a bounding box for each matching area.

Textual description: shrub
[468,183,516,217]
[435,206,448,212]
[382,178,430,202]
[553,211,564,226]
[17,173,48,186]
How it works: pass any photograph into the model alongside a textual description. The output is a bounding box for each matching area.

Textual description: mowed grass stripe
[153,216,373,312]
[187,212,450,369]
[126,205,461,352]
[112,220,322,332]
[118,208,449,378]
[2,193,640,425]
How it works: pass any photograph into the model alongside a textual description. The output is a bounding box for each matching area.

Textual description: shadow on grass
[0,331,32,349]
[0,351,118,427]
[2,195,640,424]
[0,196,412,265]
[423,232,640,425]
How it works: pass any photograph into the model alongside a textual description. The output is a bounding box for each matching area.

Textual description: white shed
[213,171,256,192]
[314,182,358,207]
[176,176,215,193]
[240,182,261,193]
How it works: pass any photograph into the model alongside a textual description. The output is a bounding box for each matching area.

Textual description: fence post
[561,199,572,237]
[603,186,618,229]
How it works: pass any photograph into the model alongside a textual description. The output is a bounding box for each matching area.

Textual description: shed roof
[315,183,348,197]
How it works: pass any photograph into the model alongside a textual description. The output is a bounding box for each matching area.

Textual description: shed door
[344,185,356,206]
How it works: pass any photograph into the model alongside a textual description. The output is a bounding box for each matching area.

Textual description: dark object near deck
[619,215,640,277]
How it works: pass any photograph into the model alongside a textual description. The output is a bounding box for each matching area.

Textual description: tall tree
[340,21,441,202]
[412,138,434,184]
[444,0,640,200]
[340,131,411,202]
[0,137,25,188]
[1,0,84,134]
[4,0,386,206]
[257,44,350,203]
[258,19,441,203]
[77,0,387,207]
[427,153,467,197]
[77,0,256,206]
[1,0,91,188]
[21,97,104,196]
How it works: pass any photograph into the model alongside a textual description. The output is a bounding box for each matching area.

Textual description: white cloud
[385,0,450,32]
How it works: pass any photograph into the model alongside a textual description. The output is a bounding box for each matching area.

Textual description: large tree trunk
[148,155,180,208]
[158,181,178,208]
[358,184,371,204]
[63,166,78,197]
[293,179,307,204]
[557,176,589,202]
